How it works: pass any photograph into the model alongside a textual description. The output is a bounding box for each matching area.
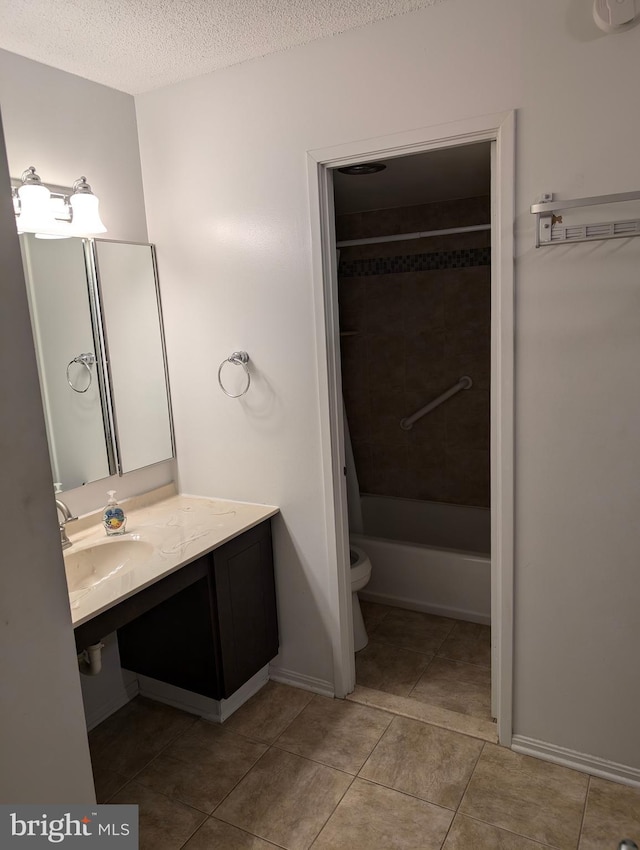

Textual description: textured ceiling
[0,0,447,95]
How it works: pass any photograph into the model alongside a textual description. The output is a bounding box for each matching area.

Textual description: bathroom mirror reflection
[21,235,174,491]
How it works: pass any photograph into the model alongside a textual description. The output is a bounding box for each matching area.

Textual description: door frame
[307,110,515,745]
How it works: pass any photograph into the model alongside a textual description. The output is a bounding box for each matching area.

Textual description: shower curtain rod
[336,223,490,248]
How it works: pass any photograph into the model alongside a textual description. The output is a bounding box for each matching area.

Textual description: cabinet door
[212,521,279,698]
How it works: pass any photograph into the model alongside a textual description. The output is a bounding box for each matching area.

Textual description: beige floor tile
[444,813,555,848]
[89,697,197,778]
[92,765,129,803]
[347,685,498,743]
[355,640,431,696]
[312,778,453,849]
[437,620,491,667]
[370,608,456,654]
[360,600,393,632]
[222,681,314,743]
[360,715,483,809]
[135,722,267,813]
[410,657,492,720]
[184,817,281,849]
[110,781,205,850]
[460,744,589,849]
[275,694,392,774]
[579,776,640,850]
[214,747,352,850]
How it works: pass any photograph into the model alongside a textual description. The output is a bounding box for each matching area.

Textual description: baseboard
[358,590,491,626]
[134,665,270,723]
[268,665,334,698]
[84,679,139,732]
[511,735,640,788]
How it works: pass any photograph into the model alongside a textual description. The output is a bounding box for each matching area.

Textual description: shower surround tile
[338,197,491,508]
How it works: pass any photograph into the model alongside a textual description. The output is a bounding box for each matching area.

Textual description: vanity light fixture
[12,166,107,238]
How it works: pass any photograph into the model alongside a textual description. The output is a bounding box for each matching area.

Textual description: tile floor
[356,602,492,721]
[91,681,640,849]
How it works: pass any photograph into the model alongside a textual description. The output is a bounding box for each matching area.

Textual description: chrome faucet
[56,499,77,550]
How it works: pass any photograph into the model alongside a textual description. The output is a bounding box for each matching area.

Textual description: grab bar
[400,376,472,430]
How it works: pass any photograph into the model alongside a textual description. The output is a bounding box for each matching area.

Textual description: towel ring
[66,352,96,393]
[218,351,251,398]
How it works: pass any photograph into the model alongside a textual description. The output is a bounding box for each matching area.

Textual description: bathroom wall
[0,114,95,802]
[137,0,640,772]
[0,50,175,739]
[0,47,176,520]
[338,196,490,508]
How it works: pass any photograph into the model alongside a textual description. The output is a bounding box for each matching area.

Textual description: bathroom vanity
[67,487,279,704]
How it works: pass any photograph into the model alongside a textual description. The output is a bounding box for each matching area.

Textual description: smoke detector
[593,0,639,32]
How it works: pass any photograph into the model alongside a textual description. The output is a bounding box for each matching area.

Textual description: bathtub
[353,494,491,624]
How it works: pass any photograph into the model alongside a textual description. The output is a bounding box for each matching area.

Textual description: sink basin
[64,537,154,595]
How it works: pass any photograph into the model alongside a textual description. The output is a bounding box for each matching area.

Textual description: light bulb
[70,180,106,235]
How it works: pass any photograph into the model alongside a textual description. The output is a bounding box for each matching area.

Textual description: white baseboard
[268,665,334,698]
[134,666,270,723]
[511,735,640,788]
[358,590,491,626]
[84,679,139,732]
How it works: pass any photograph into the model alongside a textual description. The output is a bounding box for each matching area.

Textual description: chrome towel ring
[218,351,251,398]
[66,352,96,393]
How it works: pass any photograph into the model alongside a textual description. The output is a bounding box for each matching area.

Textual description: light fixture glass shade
[17,182,57,234]
[70,191,106,235]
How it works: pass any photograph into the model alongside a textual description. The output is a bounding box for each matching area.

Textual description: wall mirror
[21,235,175,491]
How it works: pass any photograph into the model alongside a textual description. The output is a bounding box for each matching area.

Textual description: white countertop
[65,487,279,627]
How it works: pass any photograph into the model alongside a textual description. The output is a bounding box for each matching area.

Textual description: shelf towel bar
[400,376,472,431]
[530,190,640,247]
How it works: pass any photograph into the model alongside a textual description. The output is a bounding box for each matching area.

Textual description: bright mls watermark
[0,805,138,847]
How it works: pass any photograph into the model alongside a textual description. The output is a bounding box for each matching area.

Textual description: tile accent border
[512,734,640,788]
[268,665,335,698]
[339,246,491,277]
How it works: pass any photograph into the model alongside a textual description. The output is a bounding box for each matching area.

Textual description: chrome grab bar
[400,376,472,430]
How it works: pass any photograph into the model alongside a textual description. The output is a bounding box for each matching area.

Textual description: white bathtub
[354,495,491,624]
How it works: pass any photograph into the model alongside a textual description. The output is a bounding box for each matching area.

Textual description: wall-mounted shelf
[530,190,640,247]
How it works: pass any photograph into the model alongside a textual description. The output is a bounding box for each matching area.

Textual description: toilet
[350,545,372,651]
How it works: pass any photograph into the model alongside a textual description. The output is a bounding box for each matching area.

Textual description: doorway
[307,112,515,744]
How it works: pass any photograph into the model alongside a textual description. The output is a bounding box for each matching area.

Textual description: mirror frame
[91,238,176,477]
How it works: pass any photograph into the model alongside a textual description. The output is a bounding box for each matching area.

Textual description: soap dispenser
[103,490,126,536]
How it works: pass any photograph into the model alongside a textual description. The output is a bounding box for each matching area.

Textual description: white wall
[0,50,175,746]
[136,0,640,769]
[0,48,175,518]
[0,114,95,802]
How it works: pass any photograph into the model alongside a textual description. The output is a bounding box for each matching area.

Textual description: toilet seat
[350,545,371,592]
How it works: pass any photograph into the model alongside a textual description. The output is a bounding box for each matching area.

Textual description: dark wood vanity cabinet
[75,520,278,701]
